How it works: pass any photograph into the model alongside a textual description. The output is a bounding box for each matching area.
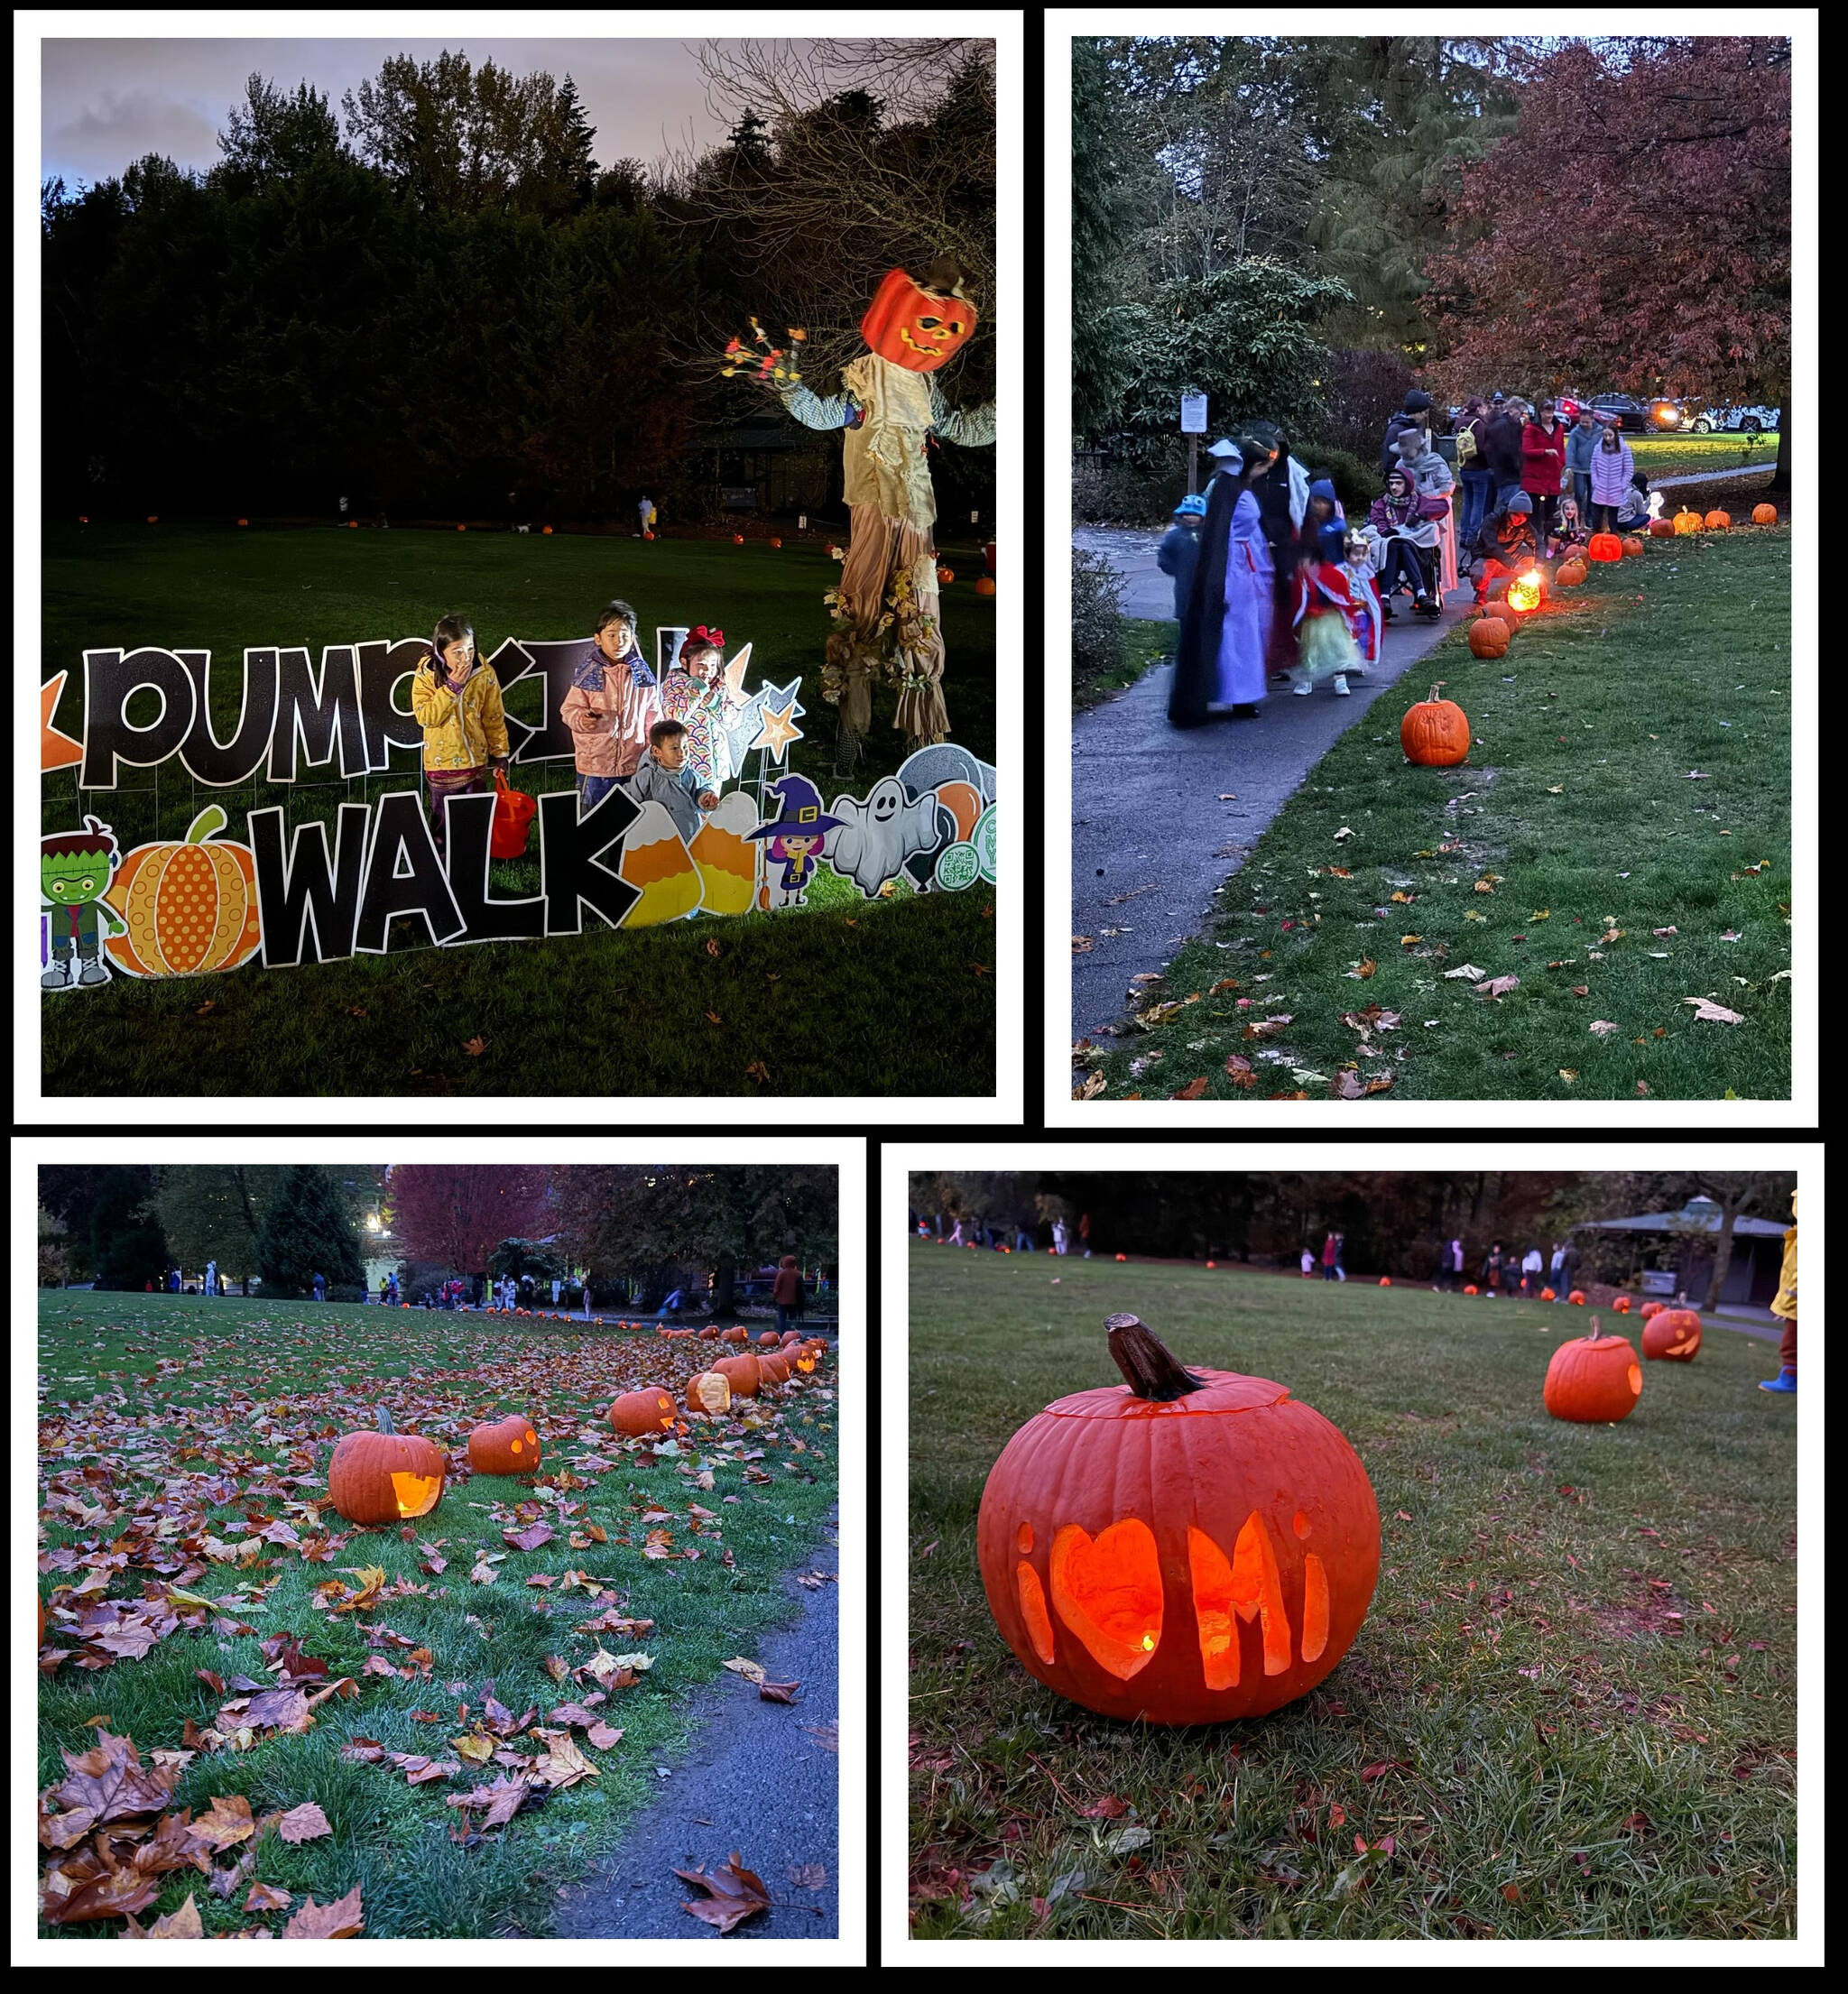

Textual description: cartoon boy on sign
[41,817,126,992]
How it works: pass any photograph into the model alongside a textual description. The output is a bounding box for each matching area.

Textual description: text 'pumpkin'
[976,1314,1380,1724]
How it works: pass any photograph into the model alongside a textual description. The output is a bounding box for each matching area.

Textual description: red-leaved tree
[1426,37,1790,487]
[388,1167,556,1278]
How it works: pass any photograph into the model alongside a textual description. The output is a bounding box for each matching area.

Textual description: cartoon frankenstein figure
[41,817,125,991]
[778,259,994,773]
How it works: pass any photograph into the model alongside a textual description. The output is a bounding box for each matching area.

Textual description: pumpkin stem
[374,1405,395,1434]
[185,804,229,844]
[1588,1314,1601,1339]
[1105,1314,1206,1401]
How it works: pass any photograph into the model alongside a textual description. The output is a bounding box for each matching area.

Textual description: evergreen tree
[89,1167,170,1290]
[1071,39,1136,440]
[726,109,772,158]
[255,1165,365,1297]
[554,75,598,209]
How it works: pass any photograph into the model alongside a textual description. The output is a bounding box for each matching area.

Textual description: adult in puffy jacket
[1520,397,1569,553]
[772,1254,805,1337]
[1587,423,1635,532]
[1380,388,1434,476]
[1478,398,1527,508]
[1565,408,1599,524]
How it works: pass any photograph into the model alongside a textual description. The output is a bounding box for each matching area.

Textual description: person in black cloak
[1170,438,1265,726]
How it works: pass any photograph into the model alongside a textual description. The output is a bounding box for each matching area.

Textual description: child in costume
[410,614,511,859]
[625,718,719,846]
[746,772,844,911]
[660,625,748,795]
[559,599,661,810]
[1288,491,1370,697]
[1156,493,1206,623]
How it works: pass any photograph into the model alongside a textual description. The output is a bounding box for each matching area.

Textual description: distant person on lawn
[1614,469,1656,534]
[1481,1242,1504,1296]
[1455,396,1495,549]
[1322,1232,1340,1281]
[773,1254,805,1338]
[312,1271,326,1301]
[1157,494,1206,622]
[1760,1188,1797,1393]
[1521,1244,1544,1296]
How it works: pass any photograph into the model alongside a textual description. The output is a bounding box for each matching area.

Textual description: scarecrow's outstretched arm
[781,382,862,431]
[929,376,994,448]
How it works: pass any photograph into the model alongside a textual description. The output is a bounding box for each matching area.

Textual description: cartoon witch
[746,774,844,911]
[41,817,126,991]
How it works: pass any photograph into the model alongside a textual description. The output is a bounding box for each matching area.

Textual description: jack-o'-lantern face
[977,1315,1380,1725]
[861,266,978,372]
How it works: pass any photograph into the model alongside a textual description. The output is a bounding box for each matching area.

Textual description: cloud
[45,88,224,179]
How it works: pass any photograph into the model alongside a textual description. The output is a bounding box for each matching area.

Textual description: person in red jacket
[1520,397,1569,554]
[772,1254,805,1338]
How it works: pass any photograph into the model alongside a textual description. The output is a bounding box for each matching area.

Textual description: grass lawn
[1629,434,1779,484]
[909,1245,1796,1940]
[1076,617,1177,712]
[37,1292,838,1939]
[1076,525,1789,1101]
[40,525,995,1096]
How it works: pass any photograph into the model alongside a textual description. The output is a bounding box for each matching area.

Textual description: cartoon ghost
[825,777,944,898]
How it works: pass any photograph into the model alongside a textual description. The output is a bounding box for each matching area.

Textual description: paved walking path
[1071,527,1474,1040]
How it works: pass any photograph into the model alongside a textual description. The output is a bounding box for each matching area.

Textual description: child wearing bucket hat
[1157,493,1207,623]
[747,772,845,910]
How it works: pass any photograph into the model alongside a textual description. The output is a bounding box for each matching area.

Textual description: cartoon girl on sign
[746,774,844,911]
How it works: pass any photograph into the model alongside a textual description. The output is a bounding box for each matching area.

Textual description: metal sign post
[1180,392,1208,494]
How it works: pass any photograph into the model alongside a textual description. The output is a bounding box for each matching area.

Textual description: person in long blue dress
[1169,439,1272,725]
[1215,460,1273,707]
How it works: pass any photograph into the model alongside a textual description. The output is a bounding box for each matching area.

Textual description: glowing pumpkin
[1543,1321,1641,1423]
[608,1389,677,1437]
[1379,1277,1391,1288]
[1674,510,1703,536]
[1568,1288,1587,1306]
[1469,616,1510,660]
[686,1371,732,1416]
[1751,503,1778,526]
[1464,1284,1478,1296]
[1505,570,1543,614]
[1400,684,1471,767]
[542,525,553,535]
[467,1413,541,1475]
[975,577,996,596]
[1586,533,1623,563]
[1705,510,1731,531]
[938,567,955,585]
[328,1408,446,1527]
[1612,1294,1631,1314]
[732,533,744,545]
[1640,1300,1665,1321]
[770,537,783,549]
[1642,1309,1702,1362]
[104,805,263,978]
[1541,1288,1556,1301]
[1556,559,1588,588]
[719,1325,750,1344]
[236,517,249,527]
[976,1313,1380,1725]
[860,264,978,373]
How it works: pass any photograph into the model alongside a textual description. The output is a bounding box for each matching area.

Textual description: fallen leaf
[1171,1076,1210,1099]
[502,1521,555,1553]
[462,1037,487,1057]
[1359,1760,1406,1781]
[1502,1882,1523,1904]
[273,1802,331,1845]
[124,1893,205,1939]
[1071,936,1095,954]
[789,1862,827,1889]
[758,1680,800,1703]
[1351,957,1377,979]
[1558,1069,1577,1082]
[1328,1802,1347,1827]
[722,1657,767,1685]
[745,1060,771,1084]
[676,1851,772,1934]
[244,1881,292,1913]
[193,1794,257,1851]
[1080,1794,1130,1819]
[1475,975,1520,999]
[1073,1070,1106,1101]
[1443,964,1485,981]
[1684,997,1744,1023]
[1589,1020,1620,1036]
[1333,826,1355,842]
[281,1882,365,1938]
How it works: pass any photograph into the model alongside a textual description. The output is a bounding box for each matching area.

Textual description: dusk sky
[41,38,756,188]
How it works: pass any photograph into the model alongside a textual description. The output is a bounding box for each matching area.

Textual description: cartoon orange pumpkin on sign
[103,805,262,977]
[976,1314,1380,1724]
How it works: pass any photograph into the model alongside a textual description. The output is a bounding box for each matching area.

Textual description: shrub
[1316,348,1416,462]
[1296,440,1378,519]
[1072,548,1127,699]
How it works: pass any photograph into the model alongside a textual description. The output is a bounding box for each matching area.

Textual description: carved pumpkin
[719,1325,750,1344]
[1640,1300,1665,1320]
[860,265,978,373]
[1568,1289,1586,1305]
[790,1347,818,1373]
[699,1325,721,1342]
[1464,1284,1478,1296]
[328,1408,446,1527]
[104,805,263,978]
[1400,685,1471,767]
[1751,503,1778,525]
[1541,1288,1556,1301]
[1673,509,1703,536]
[1586,533,1623,563]
[608,1389,677,1437]
[757,1330,782,1347]
[781,1329,804,1346]
[686,1371,732,1416]
[975,577,996,596]
[938,567,955,585]
[976,1314,1380,1725]
[1705,510,1732,531]
[1379,1277,1391,1288]
[1642,1309,1702,1362]
[1649,519,1677,538]
[1621,536,1646,558]
[467,1414,541,1475]
[1556,559,1588,588]
[1612,1294,1631,1314]
[1543,1321,1641,1423]
[1505,569,1543,614]
[1468,616,1510,659]
[713,1353,762,1399]
[757,1351,792,1385]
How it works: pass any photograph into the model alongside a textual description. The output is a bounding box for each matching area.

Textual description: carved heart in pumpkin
[1049,1519,1163,1679]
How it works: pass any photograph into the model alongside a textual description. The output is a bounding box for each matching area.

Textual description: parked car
[1688,402,1780,435]
[1559,392,1687,433]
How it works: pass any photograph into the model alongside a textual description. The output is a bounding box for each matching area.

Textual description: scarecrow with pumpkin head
[776,258,994,773]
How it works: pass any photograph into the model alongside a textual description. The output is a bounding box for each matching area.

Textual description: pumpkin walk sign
[39,639,996,989]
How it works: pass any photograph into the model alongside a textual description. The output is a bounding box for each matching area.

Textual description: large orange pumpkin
[1673,509,1704,536]
[104,805,263,977]
[1543,1322,1641,1422]
[1468,616,1510,659]
[1612,1294,1631,1314]
[1400,684,1470,767]
[1540,1288,1556,1301]
[1751,503,1778,526]
[976,1313,1379,1726]
[467,1413,541,1474]
[975,577,996,596]
[686,1371,732,1416]
[1640,1300,1665,1321]
[329,1409,446,1526]
[1705,510,1732,531]
[1586,532,1623,563]
[1568,1289,1586,1305]
[1621,536,1646,559]
[1556,559,1588,588]
[719,1325,750,1344]
[756,1351,792,1385]
[713,1353,762,1399]
[1642,1309,1702,1362]
[1464,1284,1478,1296]
[1649,519,1677,539]
[608,1389,677,1437]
